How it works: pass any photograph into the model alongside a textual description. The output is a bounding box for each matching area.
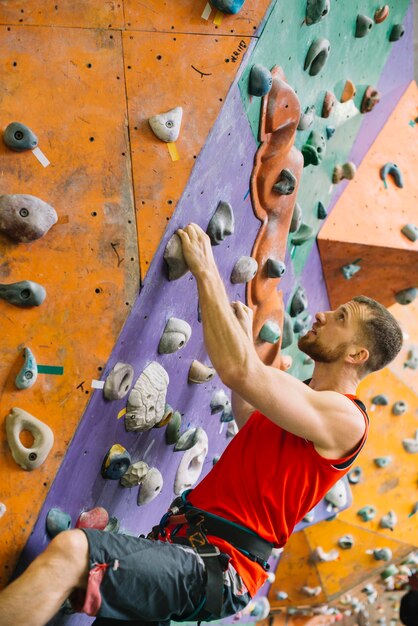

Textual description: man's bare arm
[231,391,256,430]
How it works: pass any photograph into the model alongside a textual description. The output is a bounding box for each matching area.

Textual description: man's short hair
[353,295,403,374]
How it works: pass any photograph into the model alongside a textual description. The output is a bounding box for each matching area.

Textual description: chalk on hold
[0,280,46,308]
[125,362,169,432]
[226,420,238,438]
[404,347,418,370]
[281,312,294,349]
[6,407,53,471]
[291,223,314,246]
[374,456,392,468]
[302,130,326,167]
[259,321,281,344]
[206,200,235,246]
[149,107,182,143]
[317,202,327,219]
[372,548,392,561]
[76,507,109,530]
[220,404,234,422]
[341,262,361,280]
[158,317,192,354]
[392,400,407,416]
[380,511,397,530]
[249,65,272,97]
[371,393,389,406]
[297,105,316,131]
[101,444,131,480]
[290,286,308,317]
[341,80,356,103]
[322,91,337,117]
[380,162,404,188]
[138,467,163,505]
[15,347,37,390]
[401,224,418,242]
[402,430,418,454]
[272,169,297,195]
[0,194,57,243]
[310,546,339,563]
[357,505,377,522]
[165,410,181,444]
[306,0,330,25]
[355,14,374,38]
[46,508,72,538]
[361,86,381,113]
[174,428,208,495]
[188,360,215,384]
[164,233,189,281]
[347,466,362,484]
[104,362,134,400]
[3,122,38,152]
[230,256,258,284]
[333,162,356,184]
[304,38,331,76]
[374,5,389,23]
[210,389,230,415]
[120,460,150,487]
[338,534,354,549]
[266,258,286,278]
[290,202,302,233]
[394,287,417,306]
[210,0,245,14]
[389,25,405,42]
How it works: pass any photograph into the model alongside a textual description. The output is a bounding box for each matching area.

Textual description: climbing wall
[0,0,416,624]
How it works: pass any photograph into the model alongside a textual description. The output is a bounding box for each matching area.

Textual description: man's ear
[346,345,369,366]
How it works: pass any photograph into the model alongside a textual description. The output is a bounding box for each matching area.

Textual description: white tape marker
[201,2,212,20]
[32,147,50,168]
[219,422,225,435]
[143,439,155,459]
[91,379,105,389]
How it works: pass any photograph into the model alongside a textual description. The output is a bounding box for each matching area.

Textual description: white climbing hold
[301,586,322,597]
[174,428,208,495]
[149,107,183,143]
[138,467,163,505]
[310,546,339,562]
[325,478,348,509]
[210,389,230,415]
[303,510,315,523]
[6,407,54,470]
[402,430,418,454]
[380,511,397,531]
[125,362,169,432]
[158,317,192,354]
[226,420,239,438]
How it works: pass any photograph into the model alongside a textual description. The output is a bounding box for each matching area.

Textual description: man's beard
[298,333,349,363]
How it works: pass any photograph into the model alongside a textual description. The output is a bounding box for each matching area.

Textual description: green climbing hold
[357,505,377,522]
[389,24,405,42]
[291,223,314,246]
[355,14,374,38]
[46,508,72,538]
[317,202,327,219]
[304,38,331,76]
[306,0,330,25]
[0,280,46,308]
[259,321,281,344]
[302,130,326,167]
[395,287,417,305]
[3,122,38,152]
[290,286,308,317]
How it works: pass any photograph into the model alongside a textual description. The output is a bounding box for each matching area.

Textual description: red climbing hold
[76,507,109,530]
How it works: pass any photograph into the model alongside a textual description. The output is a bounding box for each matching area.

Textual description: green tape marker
[37,365,64,375]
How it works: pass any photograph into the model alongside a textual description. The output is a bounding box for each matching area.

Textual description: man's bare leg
[0,529,90,626]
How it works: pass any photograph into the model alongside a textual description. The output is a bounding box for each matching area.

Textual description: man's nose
[315,311,326,324]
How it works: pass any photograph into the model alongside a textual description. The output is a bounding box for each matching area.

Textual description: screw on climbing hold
[290,286,308,317]
[304,38,331,76]
[290,202,302,233]
[76,507,109,530]
[138,467,163,505]
[389,25,405,42]
[355,15,374,38]
[357,505,377,522]
[220,404,234,422]
[206,200,235,246]
[158,317,192,354]
[371,393,389,406]
[341,262,361,280]
[347,466,362,484]
[408,502,418,518]
[317,202,327,219]
[0,280,46,308]
[374,456,392,468]
[249,65,273,97]
[402,429,418,453]
[149,107,183,142]
[297,105,316,131]
[103,362,134,400]
[226,420,238,438]
[380,564,399,580]
[394,287,417,306]
[341,80,356,103]
[272,169,297,195]
[275,591,288,600]
[125,362,169,432]
[374,6,389,24]
[188,360,215,384]
[209,0,245,14]
[380,163,404,188]
[361,86,381,113]
[5,407,54,471]
[165,410,182,445]
[303,510,315,523]
[101,444,131,480]
[259,321,281,344]
[210,389,230,415]
[338,535,354,549]
[404,347,418,370]
[281,312,294,349]
[266,258,286,278]
[230,256,258,284]
[322,91,337,117]
[306,0,330,25]
[164,233,189,280]
[15,347,38,390]
[0,194,57,242]
[332,162,356,184]
[401,224,418,242]
[104,517,120,533]
[326,126,335,139]
[120,460,150,487]
[3,122,38,152]
[392,400,407,416]
[291,223,314,246]
[302,130,326,167]
[174,429,208,495]
[380,511,397,531]
[46,508,72,538]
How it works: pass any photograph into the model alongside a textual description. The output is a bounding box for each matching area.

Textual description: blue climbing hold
[210,0,245,14]
[46,508,72,538]
[101,444,131,480]
[326,126,335,139]
[249,65,272,97]
[380,162,404,188]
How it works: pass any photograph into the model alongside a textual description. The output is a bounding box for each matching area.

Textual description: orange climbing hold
[340,79,356,103]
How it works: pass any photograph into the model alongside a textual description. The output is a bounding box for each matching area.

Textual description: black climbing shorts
[71,529,252,624]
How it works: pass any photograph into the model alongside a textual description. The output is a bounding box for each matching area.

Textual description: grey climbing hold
[317,202,327,219]
[6,407,54,470]
[15,347,37,390]
[326,126,335,139]
[290,202,302,233]
[174,428,208,495]
[104,362,134,400]
[357,505,377,522]
[206,201,235,246]
[297,105,316,131]
[304,356,314,365]
[389,24,405,42]
[188,360,215,384]
[374,456,392,468]
[355,14,374,38]
[304,38,331,76]
[210,389,230,415]
[303,510,314,523]
[338,535,354,549]
[120,460,150,487]
[104,517,120,533]
[0,194,57,243]
[347,466,362,484]
[158,317,192,354]
[272,169,297,195]
[266,258,286,278]
[401,224,418,242]
[165,410,182,445]
[333,162,356,184]
[174,426,201,451]
[404,347,418,370]
[402,429,418,454]
[46,508,72,538]
[125,362,169,432]
[409,502,418,517]
[249,65,272,97]
[276,591,288,600]
[149,107,182,143]
[293,314,311,334]
[220,404,234,422]
[210,0,245,14]
[342,263,361,280]
[302,130,326,167]
[164,233,189,281]
[290,286,308,317]
[380,511,397,530]
[259,321,281,344]
[371,394,389,406]
[226,420,238,438]
[230,256,258,284]
[291,223,314,246]
[381,564,399,579]
[281,312,294,349]
[249,598,270,620]
[213,455,220,465]
[306,0,330,25]
[138,467,163,505]
[3,122,38,152]
[373,548,392,561]
[0,280,46,308]
[101,444,131,479]
[392,400,407,416]
[380,163,404,188]
[395,287,417,306]
[325,479,347,508]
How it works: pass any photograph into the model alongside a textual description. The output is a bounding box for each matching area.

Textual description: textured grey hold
[125,362,169,432]
[297,105,316,130]
[281,312,294,349]
[158,317,192,354]
[3,122,38,152]
[404,347,418,370]
[0,194,57,243]
[120,461,150,488]
[401,224,418,242]
[290,203,302,233]
[373,548,392,562]
[306,0,330,25]
[272,169,297,195]
[291,223,314,246]
[249,64,273,97]
[355,14,374,38]
[379,510,397,530]
[304,38,331,76]
[317,201,327,219]
[371,394,389,406]
[266,258,286,279]
[347,466,362,484]
[293,314,312,334]
[290,286,308,317]
[6,407,54,470]
[389,24,405,42]
[394,287,417,306]
[210,389,230,415]
[392,400,407,416]
[206,201,235,246]
[138,467,163,505]
[230,256,258,284]
[174,426,202,451]
[15,347,37,390]
[0,280,46,308]
[164,233,189,280]
[380,162,404,188]
[149,107,182,143]
[104,362,134,400]
[373,456,392,468]
[104,517,120,533]
[174,428,208,495]
[341,263,361,280]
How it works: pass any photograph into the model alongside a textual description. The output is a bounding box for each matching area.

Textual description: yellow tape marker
[117,407,127,420]
[167,142,179,161]
[213,10,223,25]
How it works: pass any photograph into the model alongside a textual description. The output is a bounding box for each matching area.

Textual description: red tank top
[188,396,369,597]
